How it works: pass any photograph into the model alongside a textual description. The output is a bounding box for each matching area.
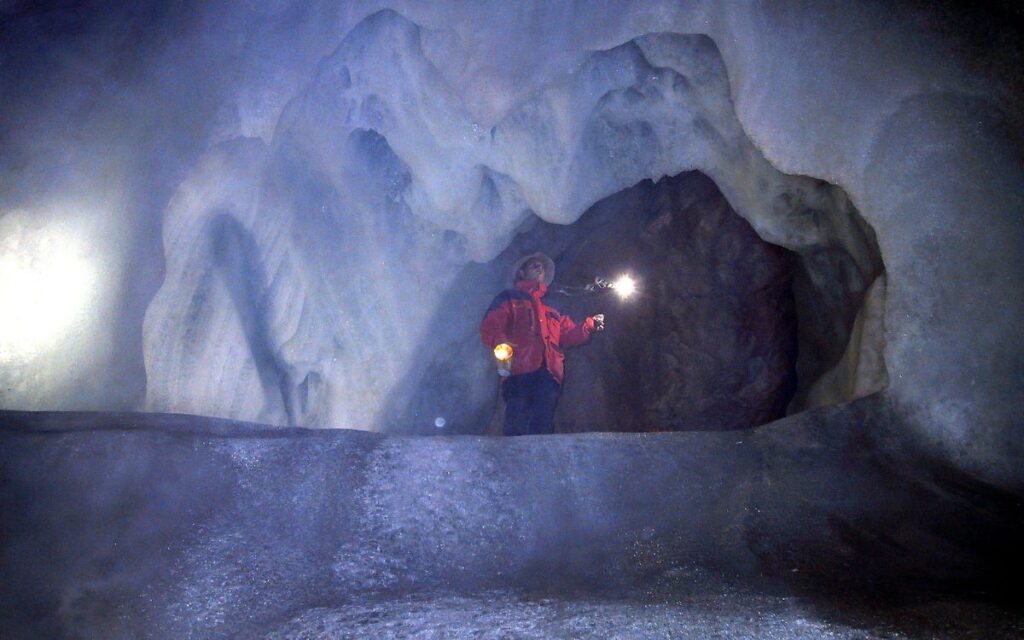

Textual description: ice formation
[144,11,881,434]
[2,4,1024,637]
[1,1,1021,490]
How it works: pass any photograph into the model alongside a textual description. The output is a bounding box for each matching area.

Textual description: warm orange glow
[493,343,514,361]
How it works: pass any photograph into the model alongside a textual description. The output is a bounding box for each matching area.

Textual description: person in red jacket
[480,252,604,436]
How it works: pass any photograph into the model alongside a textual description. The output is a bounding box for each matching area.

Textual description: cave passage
[531,171,799,433]
[390,170,886,435]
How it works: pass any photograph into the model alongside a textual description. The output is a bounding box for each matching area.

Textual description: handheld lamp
[493,343,513,377]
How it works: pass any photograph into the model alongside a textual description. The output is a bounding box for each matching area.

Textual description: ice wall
[1,1,1022,488]
[143,10,881,431]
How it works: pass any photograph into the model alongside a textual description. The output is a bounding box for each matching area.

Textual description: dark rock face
[552,172,798,432]
[388,171,798,435]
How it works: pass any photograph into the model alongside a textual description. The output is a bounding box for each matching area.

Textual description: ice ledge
[2,396,1021,637]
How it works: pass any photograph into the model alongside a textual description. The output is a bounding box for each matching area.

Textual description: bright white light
[611,274,636,299]
[434,417,446,428]
[0,226,97,362]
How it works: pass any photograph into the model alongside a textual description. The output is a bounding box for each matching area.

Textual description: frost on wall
[1,1,1021,489]
[144,10,883,430]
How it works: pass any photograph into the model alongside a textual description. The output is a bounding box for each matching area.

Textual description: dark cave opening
[388,170,886,435]
[546,171,799,432]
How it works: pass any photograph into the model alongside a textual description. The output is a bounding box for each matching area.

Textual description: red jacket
[480,279,596,384]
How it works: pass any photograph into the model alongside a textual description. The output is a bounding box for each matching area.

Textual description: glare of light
[493,343,513,361]
[434,417,446,428]
[611,274,636,299]
[0,232,96,362]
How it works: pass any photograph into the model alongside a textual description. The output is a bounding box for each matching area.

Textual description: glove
[592,313,605,332]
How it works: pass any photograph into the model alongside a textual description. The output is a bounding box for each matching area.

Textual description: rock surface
[2,402,1022,638]
[393,172,801,434]
[259,592,1024,640]
[554,172,799,432]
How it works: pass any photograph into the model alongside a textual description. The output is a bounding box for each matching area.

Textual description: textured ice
[0,1,1021,490]
[143,11,881,439]
[3,406,1022,637]
[259,592,1024,640]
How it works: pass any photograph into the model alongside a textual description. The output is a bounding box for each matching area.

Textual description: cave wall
[0,1,1021,487]
[554,172,799,433]
[141,13,882,434]
[387,172,800,435]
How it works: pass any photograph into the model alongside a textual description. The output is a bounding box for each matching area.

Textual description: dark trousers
[503,367,561,436]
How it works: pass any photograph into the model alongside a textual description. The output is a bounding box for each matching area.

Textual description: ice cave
[1,1,1023,638]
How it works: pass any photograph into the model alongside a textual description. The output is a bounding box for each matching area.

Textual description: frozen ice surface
[143,11,880,440]
[3,405,1021,638]
[3,3,1023,638]
[260,591,1023,640]
[132,2,1023,488]
[1,1,1022,487]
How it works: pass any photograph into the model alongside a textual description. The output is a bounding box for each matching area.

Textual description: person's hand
[592,314,605,332]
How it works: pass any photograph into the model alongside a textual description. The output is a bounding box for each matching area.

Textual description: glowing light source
[493,343,513,361]
[493,342,513,377]
[611,274,636,299]
[0,220,97,362]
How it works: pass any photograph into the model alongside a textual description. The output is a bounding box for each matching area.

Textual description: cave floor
[6,409,1024,639]
[259,590,1024,640]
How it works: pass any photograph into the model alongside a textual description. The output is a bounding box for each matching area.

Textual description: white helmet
[510,252,555,285]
